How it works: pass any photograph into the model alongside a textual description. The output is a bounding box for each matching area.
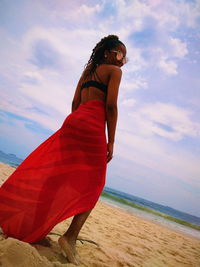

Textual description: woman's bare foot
[58,235,79,265]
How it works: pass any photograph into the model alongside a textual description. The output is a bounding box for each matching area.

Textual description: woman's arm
[106,66,122,163]
[71,75,83,113]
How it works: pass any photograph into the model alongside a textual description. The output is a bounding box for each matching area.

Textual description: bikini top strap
[93,69,104,84]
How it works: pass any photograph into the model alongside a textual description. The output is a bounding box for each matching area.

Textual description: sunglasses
[110,50,129,64]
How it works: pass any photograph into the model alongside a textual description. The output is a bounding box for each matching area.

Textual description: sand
[0,162,200,267]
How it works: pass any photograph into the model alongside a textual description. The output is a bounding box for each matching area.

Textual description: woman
[0,34,127,265]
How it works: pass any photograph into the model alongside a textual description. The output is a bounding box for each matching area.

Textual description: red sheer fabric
[0,99,107,243]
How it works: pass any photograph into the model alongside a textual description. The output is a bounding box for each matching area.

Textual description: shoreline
[100,196,200,242]
[101,191,200,231]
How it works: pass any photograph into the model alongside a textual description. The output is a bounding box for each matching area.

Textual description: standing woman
[0,35,127,265]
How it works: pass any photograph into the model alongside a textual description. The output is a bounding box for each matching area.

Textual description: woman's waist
[80,99,106,106]
[65,101,106,125]
[76,99,106,117]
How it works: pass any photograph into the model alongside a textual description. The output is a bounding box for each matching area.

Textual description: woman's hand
[107,142,114,163]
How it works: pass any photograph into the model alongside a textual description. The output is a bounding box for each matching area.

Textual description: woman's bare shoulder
[97,64,122,78]
[98,64,121,71]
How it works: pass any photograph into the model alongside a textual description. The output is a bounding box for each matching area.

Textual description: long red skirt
[0,99,107,243]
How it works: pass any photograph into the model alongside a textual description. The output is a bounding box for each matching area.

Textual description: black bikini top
[80,70,108,93]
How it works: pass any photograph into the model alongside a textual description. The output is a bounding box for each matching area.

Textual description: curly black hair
[83,34,125,78]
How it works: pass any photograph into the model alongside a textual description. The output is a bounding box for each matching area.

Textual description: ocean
[0,150,23,168]
[100,187,200,240]
[1,151,200,240]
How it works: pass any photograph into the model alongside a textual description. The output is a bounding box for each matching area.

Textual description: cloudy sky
[0,0,200,216]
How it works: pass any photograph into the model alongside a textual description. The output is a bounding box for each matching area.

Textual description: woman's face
[104,44,127,67]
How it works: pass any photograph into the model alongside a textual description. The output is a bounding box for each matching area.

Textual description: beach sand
[0,162,200,267]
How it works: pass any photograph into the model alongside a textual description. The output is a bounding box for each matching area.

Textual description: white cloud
[169,37,188,58]
[77,4,102,16]
[158,56,178,75]
[115,99,200,187]
[121,77,148,95]
[129,102,200,140]
[146,0,200,29]
[0,112,48,152]
[0,26,107,131]
[123,46,148,73]
[115,130,200,187]
[0,91,64,132]
[22,71,43,84]
[148,36,187,75]
[112,0,193,77]
[178,1,200,28]
[121,98,136,107]
[59,3,102,22]
[117,0,149,26]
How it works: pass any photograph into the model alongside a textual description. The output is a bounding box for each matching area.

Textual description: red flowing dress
[0,97,107,243]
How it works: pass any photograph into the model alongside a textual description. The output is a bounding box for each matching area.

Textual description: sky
[0,0,200,217]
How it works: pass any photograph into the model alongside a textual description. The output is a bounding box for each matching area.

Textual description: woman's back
[80,64,122,105]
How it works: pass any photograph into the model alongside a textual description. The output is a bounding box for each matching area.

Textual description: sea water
[100,187,200,240]
[0,150,23,167]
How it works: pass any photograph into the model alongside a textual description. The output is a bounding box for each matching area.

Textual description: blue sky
[0,0,200,216]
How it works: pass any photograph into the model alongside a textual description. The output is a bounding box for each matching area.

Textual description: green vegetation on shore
[101,191,200,231]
